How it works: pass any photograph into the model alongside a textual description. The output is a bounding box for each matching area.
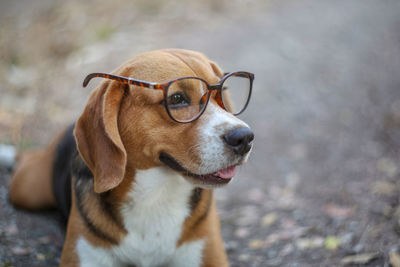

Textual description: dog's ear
[209,60,234,110]
[209,60,224,78]
[74,81,127,193]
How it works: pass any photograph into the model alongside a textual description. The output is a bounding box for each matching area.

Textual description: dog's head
[74,49,254,193]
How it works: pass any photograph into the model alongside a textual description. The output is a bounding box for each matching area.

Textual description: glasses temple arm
[83,73,99,87]
[83,73,128,87]
[223,72,254,79]
[82,72,162,90]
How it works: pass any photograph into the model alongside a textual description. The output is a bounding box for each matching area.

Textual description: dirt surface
[1,0,400,266]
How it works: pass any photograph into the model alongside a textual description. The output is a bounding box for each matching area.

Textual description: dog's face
[75,49,253,192]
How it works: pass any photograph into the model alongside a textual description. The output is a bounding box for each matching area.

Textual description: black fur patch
[52,124,76,222]
[72,161,119,245]
[189,187,203,212]
[52,123,126,243]
[99,191,125,231]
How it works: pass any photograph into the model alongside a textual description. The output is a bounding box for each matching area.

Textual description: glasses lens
[166,78,209,122]
[221,74,251,115]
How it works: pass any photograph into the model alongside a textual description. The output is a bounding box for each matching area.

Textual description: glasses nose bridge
[208,84,221,91]
[206,83,226,110]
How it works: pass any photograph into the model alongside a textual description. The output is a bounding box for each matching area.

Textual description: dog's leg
[201,201,230,267]
[8,130,66,210]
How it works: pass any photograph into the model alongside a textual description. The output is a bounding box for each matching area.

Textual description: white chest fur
[77,167,205,267]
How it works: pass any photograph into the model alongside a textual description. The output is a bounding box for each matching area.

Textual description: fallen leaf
[38,235,51,244]
[377,158,398,178]
[390,251,400,267]
[324,204,355,219]
[372,180,397,196]
[279,244,294,257]
[236,205,259,226]
[36,253,46,261]
[234,227,250,238]
[261,212,277,227]
[341,252,380,265]
[383,205,394,217]
[249,239,264,249]
[11,247,31,255]
[296,237,325,250]
[248,188,265,202]
[325,236,340,251]
[4,224,18,236]
[238,254,250,261]
[281,218,296,229]
[264,227,308,247]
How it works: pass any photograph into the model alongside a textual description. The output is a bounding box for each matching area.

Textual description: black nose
[223,127,254,156]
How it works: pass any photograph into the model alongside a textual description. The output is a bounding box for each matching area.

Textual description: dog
[8,49,254,267]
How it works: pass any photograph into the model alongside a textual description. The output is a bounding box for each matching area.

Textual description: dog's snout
[223,127,254,156]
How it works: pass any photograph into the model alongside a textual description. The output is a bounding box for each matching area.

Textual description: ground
[0,0,400,266]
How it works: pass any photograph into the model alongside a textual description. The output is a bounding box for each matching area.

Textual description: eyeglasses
[83,71,254,123]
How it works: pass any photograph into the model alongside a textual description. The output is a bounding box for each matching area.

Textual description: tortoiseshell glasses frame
[83,71,254,123]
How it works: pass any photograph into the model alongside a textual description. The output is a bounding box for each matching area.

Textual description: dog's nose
[223,127,254,156]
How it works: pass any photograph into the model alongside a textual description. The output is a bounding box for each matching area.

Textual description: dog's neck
[72,155,209,242]
[124,167,194,205]
[72,157,209,266]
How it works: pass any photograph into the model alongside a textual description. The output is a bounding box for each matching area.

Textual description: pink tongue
[216,166,236,179]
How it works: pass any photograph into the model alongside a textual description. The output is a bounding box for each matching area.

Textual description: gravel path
[1,0,400,266]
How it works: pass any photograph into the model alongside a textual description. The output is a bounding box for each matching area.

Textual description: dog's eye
[167,92,190,107]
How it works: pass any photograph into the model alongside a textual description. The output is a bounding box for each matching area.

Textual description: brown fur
[9,49,231,267]
[9,130,66,210]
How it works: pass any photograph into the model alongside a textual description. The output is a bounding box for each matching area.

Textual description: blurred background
[1,0,400,266]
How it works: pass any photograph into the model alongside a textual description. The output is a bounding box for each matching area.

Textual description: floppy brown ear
[74,81,127,193]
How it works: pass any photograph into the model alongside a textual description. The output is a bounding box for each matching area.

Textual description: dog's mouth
[159,152,236,185]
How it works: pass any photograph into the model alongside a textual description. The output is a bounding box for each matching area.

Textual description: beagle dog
[9,49,254,267]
